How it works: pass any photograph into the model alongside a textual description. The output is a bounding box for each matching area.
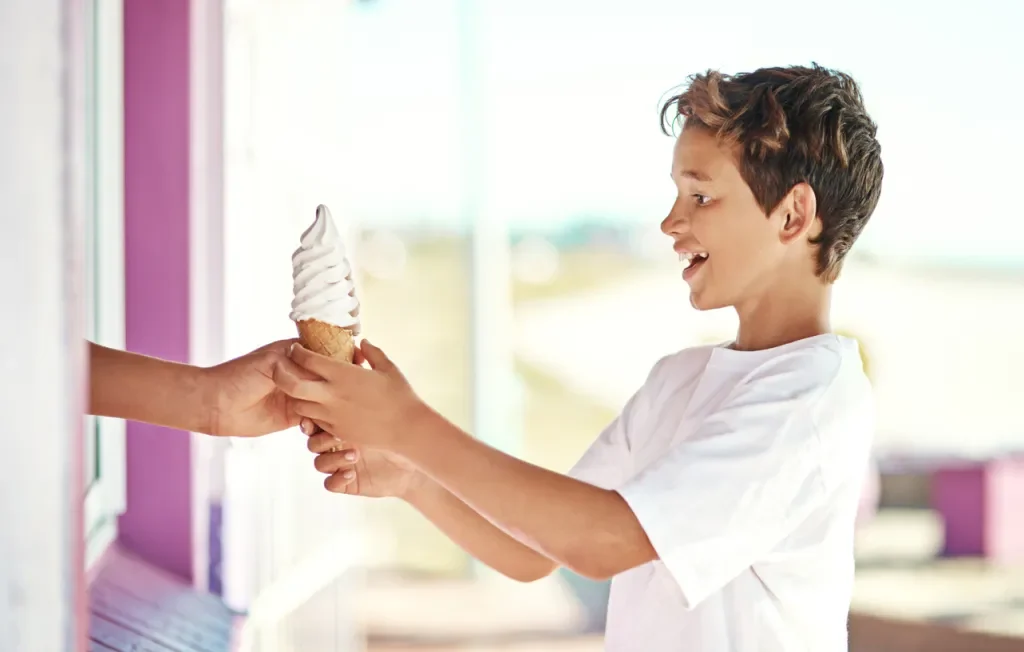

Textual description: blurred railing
[850,614,1024,652]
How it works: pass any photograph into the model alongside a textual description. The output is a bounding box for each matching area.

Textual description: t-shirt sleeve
[567,395,635,490]
[568,357,668,490]
[617,346,842,609]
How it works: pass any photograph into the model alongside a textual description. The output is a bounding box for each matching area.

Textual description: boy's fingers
[325,470,356,493]
[300,418,332,436]
[313,450,358,474]
[289,398,331,424]
[273,358,330,402]
[308,432,346,454]
[360,339,402,379]
[353,346,367,366]
[288,343,350,381]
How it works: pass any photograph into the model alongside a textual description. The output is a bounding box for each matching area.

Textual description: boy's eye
[693,194,712,207]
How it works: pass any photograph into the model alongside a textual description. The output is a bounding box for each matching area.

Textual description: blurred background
[227,0,1024,649]
[3,0,1023,651]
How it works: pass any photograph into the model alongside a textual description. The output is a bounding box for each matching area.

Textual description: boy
[274,64,883,651]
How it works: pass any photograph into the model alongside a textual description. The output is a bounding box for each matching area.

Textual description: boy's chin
[688,289,723,312]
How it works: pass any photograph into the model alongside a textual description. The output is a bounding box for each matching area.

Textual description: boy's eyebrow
[680,169,713,182]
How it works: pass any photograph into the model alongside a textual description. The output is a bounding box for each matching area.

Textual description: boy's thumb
[361,339,402,378]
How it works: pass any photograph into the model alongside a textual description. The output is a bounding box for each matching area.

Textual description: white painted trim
[219,6,365,651]
[83,0,127,568]
[242,530,366,631]
[220,0,260,613]
[0,1,85,650]
[189,0,227,595]
[85,517,119,569]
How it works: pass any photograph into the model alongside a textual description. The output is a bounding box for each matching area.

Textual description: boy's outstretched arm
[402,415,656,580]
[308,431,560,582]
[408,475,563,581]
[277,339,658,581]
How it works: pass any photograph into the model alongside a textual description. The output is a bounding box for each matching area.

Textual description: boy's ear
[777,182,818,244]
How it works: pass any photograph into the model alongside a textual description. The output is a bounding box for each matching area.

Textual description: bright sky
[340,0,1024,265]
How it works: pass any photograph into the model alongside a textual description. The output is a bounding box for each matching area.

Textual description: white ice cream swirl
[290,204,360,330]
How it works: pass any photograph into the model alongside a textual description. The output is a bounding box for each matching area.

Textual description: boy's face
[661,125,799,311]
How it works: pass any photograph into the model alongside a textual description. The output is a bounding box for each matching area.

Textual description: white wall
[0,1,85,651]
[221,1,364,650]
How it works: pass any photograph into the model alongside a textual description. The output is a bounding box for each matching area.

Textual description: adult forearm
[406,475,558,582]
[88,342,211,433]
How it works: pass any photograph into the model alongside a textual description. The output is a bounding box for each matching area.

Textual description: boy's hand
[304,427,422,498]
[272,339,427,450]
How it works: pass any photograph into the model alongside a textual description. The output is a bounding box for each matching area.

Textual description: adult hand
[204,340,307,437]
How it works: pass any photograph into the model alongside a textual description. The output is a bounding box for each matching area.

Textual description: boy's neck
[731,280,832,352]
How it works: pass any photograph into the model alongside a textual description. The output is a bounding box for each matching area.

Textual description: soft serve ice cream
[291,204,361,361]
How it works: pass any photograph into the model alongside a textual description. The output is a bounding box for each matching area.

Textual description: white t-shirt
[570,334,874,652]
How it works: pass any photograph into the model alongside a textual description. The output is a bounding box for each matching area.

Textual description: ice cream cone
[295,322,355,451]
[295,318,357,363]
[291,204,362,452]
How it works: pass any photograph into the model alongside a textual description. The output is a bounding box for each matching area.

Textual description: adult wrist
[192,365,221,435]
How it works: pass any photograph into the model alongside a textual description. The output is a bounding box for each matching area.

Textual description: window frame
[83,0,127,569]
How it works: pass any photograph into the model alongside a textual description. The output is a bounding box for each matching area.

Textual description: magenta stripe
[120,0,194,582]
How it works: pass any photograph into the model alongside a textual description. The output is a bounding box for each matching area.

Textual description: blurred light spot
[359,230,408,280]
[512,236,561,285]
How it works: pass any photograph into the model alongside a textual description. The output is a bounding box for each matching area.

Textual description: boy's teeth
[679,252,708,267]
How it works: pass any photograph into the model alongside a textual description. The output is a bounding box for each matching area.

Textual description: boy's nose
[660,214,674,236]
[661,199,687,236]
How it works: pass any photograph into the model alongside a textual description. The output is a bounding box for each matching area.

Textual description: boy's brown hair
[661,64,883,282]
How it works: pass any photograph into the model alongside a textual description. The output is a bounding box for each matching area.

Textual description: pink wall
[988,457,1024,562]
[120,0,194,582]
[932,456,1024,561]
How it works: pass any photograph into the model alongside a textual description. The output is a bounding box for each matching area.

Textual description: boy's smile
[677,249,708,282]
[661,125,820,314]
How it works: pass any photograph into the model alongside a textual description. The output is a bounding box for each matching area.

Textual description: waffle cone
[295,319,357,363]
